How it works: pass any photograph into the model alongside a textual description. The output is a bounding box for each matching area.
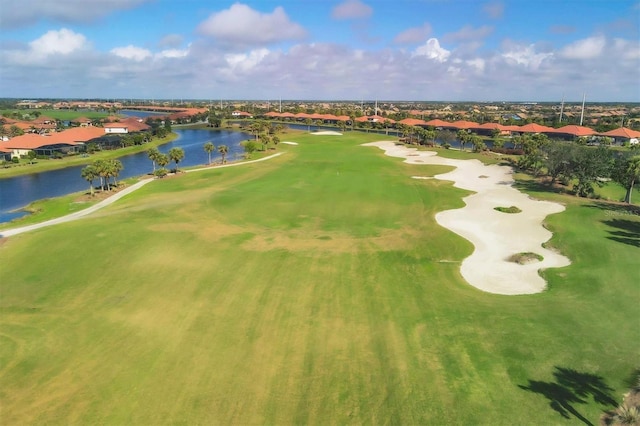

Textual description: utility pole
[579,92,586,126]
[559,93,565,123]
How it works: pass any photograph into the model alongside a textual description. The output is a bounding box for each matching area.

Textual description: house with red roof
[0,127,104,158]
[547,125,596,140]
[599,127,640,145]
[231,111,253,118]
[398,118,428,127]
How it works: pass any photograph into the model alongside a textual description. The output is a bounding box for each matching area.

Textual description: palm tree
[204,141,215,165]
[168,147,185,172]
[109,159,123,188]
[93,159,109,191]
[457,129,471,151]
[157,153,169,172]
[147,147,160,173]
[304,118,313,132]
[81,165,98,196]
[218,145,229,164]
[271,136,280,148]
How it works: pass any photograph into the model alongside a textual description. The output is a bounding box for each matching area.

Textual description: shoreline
[0,132,179,179]
[0,152,285,238]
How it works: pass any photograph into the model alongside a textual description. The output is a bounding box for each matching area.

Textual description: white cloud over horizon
[196,3,306,47]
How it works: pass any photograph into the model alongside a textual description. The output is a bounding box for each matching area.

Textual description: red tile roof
[549,125,596,137]
[517,123,555,133]
[1,127,104,150]
[398,118,428,126]
[424,119,450,127]
[449,120,480,130]
[599,127,640,138]
[475,122,507,130]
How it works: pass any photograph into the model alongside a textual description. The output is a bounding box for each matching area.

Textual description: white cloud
[197,3,306,46]
[612,38,640,60]
[467,58,486,72]
[30,28,88,55]
[560,35,606,59]
[412,38,450,62]
[110,45,152,61]
[225,48,270,72]
[157,47,190,59]
[332,0,373,20]
[5,28,90,64]
[0,0,151,29]
[502,43,553,69]
[394,23,432,44]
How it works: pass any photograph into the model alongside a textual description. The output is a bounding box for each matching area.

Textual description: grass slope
[1,132,638,425]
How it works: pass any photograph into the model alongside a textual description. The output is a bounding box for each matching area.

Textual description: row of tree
[203,142,229,165]
[514,135,640,203]
[146,147,185,177]
[80,159,124,195]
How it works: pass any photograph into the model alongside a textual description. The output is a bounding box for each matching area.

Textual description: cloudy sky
[0,0,639,102]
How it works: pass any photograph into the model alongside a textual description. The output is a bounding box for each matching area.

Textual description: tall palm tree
[93,159,109,191]
[218,145,229,164]
[204,141,215,165]
[147,147,160,173]
[157,153,169,171]
[168,147,185,172]
[109,159,123,188]
[81,165,98,196]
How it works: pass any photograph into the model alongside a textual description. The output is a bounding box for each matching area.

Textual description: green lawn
[1,132,638,424]
[1,109,110,121]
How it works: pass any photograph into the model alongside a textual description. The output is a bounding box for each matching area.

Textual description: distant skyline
[0,0,639,102]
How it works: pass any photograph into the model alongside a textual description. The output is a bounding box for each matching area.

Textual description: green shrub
[494,206,522,214]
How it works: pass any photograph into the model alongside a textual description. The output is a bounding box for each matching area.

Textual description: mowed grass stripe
[0,132,638,424]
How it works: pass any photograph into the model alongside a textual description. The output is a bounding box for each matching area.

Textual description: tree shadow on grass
[513,178,572,196]
[603,218,640,248]
[519,367,617,426]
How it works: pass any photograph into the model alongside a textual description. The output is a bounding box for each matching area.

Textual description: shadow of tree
[603,218,640,248]
[519,367,617,426]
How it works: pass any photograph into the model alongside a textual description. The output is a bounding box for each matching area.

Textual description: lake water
[0,129,251,224]
[120,109,167,118]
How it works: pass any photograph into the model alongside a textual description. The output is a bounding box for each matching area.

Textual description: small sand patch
[411,176,434,180]
[311,131,343,136]
[281,141,298,145]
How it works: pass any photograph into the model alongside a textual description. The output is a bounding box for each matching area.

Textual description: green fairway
[1,132,638,424]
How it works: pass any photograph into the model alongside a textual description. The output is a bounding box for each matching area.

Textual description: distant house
[0,146,11,161]
[0,127,104,158]
[103,123,128,134]
[231,111,253,118]
[72,117,93,127]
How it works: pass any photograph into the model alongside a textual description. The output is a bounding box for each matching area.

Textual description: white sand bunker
[281,141,298,145]
[411,176,433,180]
[363,141,571,295]
[312,131,343,136]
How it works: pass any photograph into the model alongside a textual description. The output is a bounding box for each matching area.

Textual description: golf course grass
[0,132,638,424]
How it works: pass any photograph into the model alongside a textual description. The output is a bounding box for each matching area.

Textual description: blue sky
[0,0,638,101]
